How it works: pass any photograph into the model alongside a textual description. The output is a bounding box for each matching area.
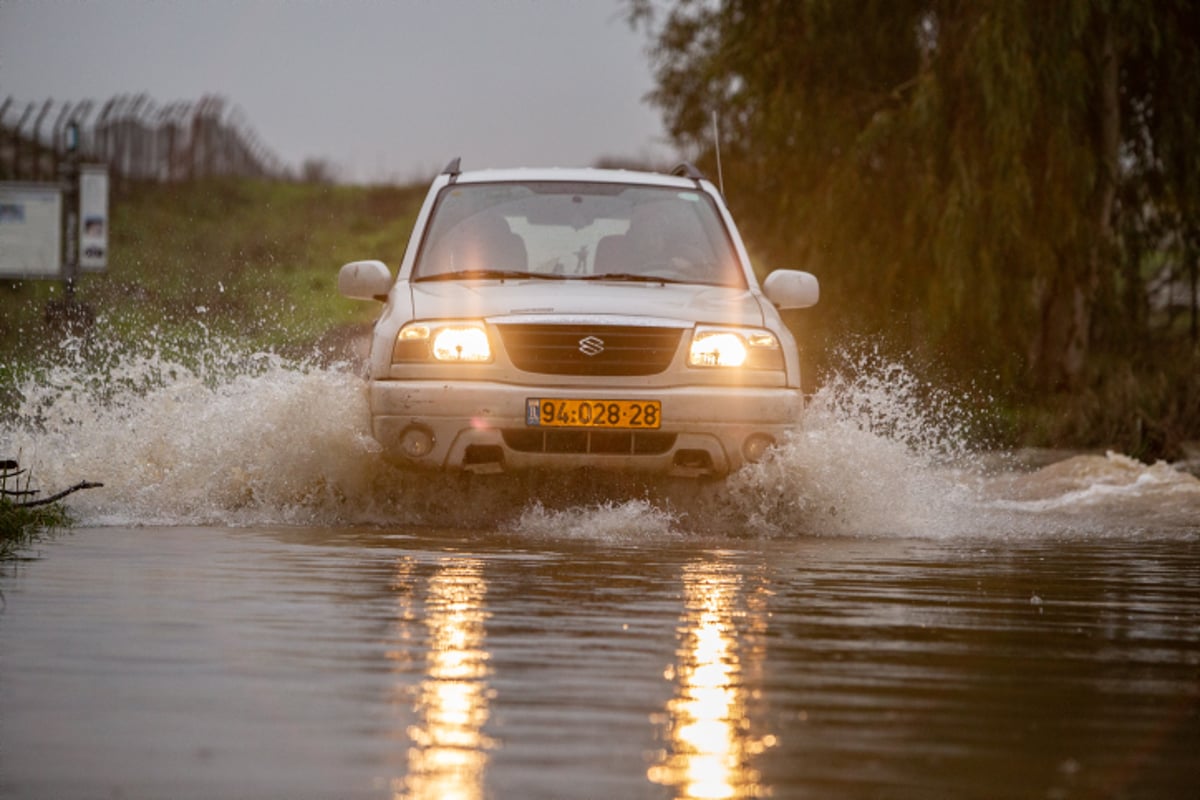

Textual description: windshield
[412,181,746,287]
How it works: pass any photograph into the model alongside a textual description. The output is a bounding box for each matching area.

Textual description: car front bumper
[368,379,803,477]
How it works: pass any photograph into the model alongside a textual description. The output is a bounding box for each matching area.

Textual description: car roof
[448,166,709,191]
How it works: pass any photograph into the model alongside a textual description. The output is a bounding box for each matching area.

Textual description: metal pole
[61,121,80,302]
[14,103,34,179]
[0,98,11,177]
[32,100,53,180]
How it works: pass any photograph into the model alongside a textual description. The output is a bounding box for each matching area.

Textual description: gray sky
[0,0,675,183]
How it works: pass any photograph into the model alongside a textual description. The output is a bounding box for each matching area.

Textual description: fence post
[0,98,11,178]
[13,103,34,180]
[32,100,53,181]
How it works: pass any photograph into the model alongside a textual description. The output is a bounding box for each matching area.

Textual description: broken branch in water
[15,482,104,508]
[3,459,103,507]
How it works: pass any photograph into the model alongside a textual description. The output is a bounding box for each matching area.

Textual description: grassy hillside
[0,178,425,364]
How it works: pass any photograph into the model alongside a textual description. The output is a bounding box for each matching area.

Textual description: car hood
[406,280,766,327]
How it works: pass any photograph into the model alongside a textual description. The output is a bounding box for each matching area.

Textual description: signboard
[79,164,109,272]
[0,183,63,278]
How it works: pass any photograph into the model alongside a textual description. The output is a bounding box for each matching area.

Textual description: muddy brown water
[2,514,1198,800]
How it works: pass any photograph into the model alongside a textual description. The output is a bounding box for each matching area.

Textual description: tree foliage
[631,0,1200,419]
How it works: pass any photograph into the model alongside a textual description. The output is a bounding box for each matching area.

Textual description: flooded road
[2,337,1199,797]
[3,522,1198,799]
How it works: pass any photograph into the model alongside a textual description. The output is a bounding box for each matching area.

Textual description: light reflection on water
[650,560,772,799]
[394,558,493,800]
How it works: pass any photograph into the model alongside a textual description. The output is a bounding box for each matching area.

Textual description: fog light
[399,425,435,458]
[742,434,776,463]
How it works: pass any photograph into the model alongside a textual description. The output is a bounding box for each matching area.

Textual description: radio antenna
[712,110,725,195]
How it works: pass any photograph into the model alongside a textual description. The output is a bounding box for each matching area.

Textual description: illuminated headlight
[690,331,747,366]
[431,326,491,361]
[394,322,493,363]
[688,327,781,369]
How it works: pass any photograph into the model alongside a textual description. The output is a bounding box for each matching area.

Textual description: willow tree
[631,0,1199,395]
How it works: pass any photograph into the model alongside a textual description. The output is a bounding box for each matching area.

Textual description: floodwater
[2,335,1198,799]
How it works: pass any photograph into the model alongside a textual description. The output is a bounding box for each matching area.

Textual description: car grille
[502,429,677,456]
[497,324,683,376]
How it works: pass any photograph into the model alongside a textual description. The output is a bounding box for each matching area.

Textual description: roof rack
[442,157,462,183]
[671,162,706,182]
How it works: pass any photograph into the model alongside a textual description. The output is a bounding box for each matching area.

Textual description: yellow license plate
[526,398,661,429]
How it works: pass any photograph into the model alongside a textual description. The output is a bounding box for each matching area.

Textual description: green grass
[0,178,426,363]
[1,498,71,561]
[2,462,73,560]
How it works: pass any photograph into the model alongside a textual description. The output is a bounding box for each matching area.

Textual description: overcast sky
[0,0,675,183]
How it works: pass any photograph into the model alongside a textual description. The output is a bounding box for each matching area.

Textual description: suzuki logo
[578,335,605,356]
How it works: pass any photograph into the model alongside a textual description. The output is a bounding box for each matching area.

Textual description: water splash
[979,451,1200,536]
[615,343,965,538]
[3,328,1196,538]
[513,499,681,541]
[5,325,379,526]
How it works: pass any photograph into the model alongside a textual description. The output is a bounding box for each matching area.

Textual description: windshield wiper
[577,272,690,284]
[416,269,568,282]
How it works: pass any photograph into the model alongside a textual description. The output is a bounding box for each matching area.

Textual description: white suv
[338,160,818,477]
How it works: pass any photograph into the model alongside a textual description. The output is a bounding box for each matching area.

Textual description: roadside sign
[0,164,109,280]
[0,182,63,279]
[79,165,109,273]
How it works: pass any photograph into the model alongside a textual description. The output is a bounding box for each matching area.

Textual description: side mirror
[762,269,819,309]
[338,260,393,301]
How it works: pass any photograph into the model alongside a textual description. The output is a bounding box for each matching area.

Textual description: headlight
[394,321,493,363]
[688,327,782,369]
[690,331,748,367]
